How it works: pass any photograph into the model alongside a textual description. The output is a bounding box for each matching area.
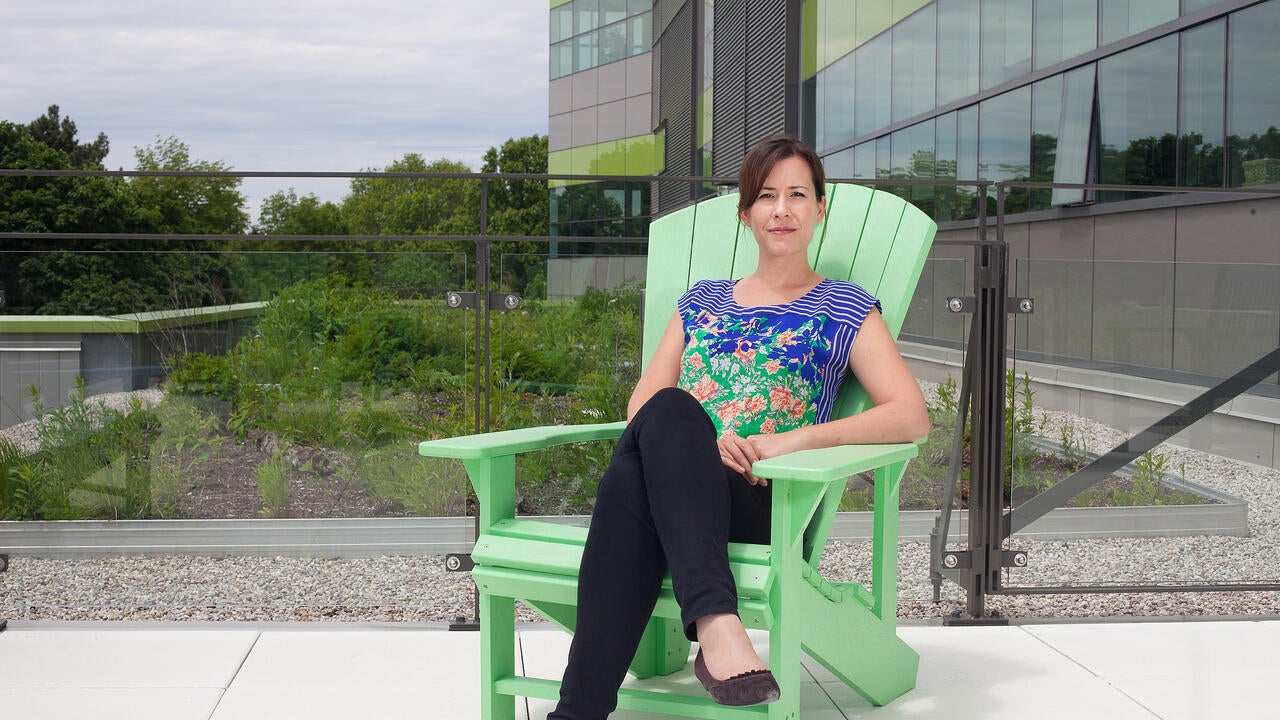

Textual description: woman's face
[739,155,826,260]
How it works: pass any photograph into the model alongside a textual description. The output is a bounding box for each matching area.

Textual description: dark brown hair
[736,135,826,217]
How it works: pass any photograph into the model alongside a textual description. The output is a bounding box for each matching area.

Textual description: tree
[131,136,248,235]
[342,154,476,237]
[26,105,109,169]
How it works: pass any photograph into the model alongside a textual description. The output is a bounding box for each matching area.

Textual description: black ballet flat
[693,648,781,707]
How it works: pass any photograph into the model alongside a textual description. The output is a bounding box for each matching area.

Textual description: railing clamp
[946,296,1034,314]
[444,553,475,572]
[444,291,521,311]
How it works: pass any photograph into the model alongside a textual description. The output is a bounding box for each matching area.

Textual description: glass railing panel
[1004,259,1280,590]
[1,246,475,616]
[494,252,644,518]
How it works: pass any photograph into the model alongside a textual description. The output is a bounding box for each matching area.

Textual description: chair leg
[479,592,517,720]
[628,616,691,679]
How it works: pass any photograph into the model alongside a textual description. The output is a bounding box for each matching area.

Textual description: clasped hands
[716,431,804,487]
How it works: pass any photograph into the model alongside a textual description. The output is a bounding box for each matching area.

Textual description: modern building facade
[549,0,1280,399]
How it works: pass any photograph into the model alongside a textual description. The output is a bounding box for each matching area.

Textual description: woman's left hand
[718,431,807,486]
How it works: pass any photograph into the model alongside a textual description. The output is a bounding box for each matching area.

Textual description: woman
[548,135,929,719]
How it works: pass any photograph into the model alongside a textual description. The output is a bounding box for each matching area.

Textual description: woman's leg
[550,387,771,718]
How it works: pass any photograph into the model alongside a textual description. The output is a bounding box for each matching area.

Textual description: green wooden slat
[642,203,697,366]
[490,519,772,565]
[876,205,938,336]
[687,193,745,285]
[751,442,918,483]
[492,676,771,719]
[418,421,625,460]
[812,183,874,281]
[848,191,908,295]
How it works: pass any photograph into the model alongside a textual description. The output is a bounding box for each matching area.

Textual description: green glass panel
[802,0,819,77]
[1227,0,1280,187]
[1179,19,1225,188]
[601,0,626,25]
[894,0,931,21]
[1034,0,1098,70]
[1101,0,1177,45]
[936,0,980,107]
[826,0,857,66]
[552,3,575,43]
[628,12,651,57]
[575,0,599,34]
[891,3,936,123]
[1098,36,1177,199]
[575,30,598,72]
[856,0,892,45]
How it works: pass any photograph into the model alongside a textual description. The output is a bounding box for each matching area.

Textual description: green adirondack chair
[419,182,936,719]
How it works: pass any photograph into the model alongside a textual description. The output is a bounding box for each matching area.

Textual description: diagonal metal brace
[1007,346,1280,535]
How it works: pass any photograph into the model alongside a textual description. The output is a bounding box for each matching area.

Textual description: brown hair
[736,135,826,217]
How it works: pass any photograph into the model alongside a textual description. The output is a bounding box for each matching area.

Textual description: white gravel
[3,383,1279,623]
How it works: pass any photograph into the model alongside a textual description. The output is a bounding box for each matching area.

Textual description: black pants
[548,387,772,720]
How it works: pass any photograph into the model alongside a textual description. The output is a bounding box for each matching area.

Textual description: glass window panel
[600,21,627,65]
[979,86,1031,210]
[892,3,937,123]
[876,136,892,180]
[802,76,817,148]
[937,0,980,106]
[576,0,600,35]
[854,33,892,137]
[1101,0,1178,45]
[628,13,651,57]
[1179,19,1225,188]
[935,111,959,221]
[1031,75,1063,210]
[852,141,876,180]
[821,53,856,153]
[552,4,575,43]
[1098,36,1178,199]
[892,119,936,214]
[1052,64,1098,205]
[1034,0,1098,70]
[575,30,599,73]
[1182,0,1220,12]
[957,105,980,218]
[553,40,574,80]
[825,0,858,67]
[981,0,1033,90]
[1227,0,1280,187]
[825,146,856,179]
[628,0,649,14]
[601,0,627,25]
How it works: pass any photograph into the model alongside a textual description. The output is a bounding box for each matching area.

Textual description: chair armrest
[750,442,919,483]
[418,421,627,460]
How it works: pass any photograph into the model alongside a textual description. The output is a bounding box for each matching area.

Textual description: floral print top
[676,279,880,438]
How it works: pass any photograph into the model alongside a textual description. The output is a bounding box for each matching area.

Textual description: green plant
[1059,422,1088,470]
[256,451,291,518]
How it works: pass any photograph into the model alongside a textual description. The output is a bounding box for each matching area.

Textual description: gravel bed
[3,382,1280,622]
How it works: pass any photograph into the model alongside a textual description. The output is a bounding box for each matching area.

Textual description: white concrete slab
[0,688,223,720]
[212,630,523,720]
[0,629,258,688]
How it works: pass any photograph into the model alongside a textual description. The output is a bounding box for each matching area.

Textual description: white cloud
[0,0,549,211]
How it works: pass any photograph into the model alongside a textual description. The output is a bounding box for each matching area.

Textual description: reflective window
[576,0,600,35]
[891,119,936,215]
[957,105,980,218]
[824,146,856,179]
[575,30,599,73]
[1101,0,1178,45]
[981,0,1032,90]
[856,0,893,45]
[876,136,892,180]
[979,87,1031,210]
[892,3,937,122]
[601,0,627,25]
[852,141,876,180]
[628,12,651,57]
[936,0,980,106]
[935,111,959,221]
[820,53,856,153]
[1182,0,1220,12]
[551,40,574,80]
[1034,0,1098,70]
[1179,19,1225,188]
[1227,0,1280,187]
[1031,75,1063,210]
[552,3,575,44]
[600,21,627,65]
[854,33,892,137]
[1098,36,1177,199]
[1053,64,1097,205]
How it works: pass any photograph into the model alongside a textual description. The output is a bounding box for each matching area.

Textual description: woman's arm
[626,311,685,420]
[723,309,929,477]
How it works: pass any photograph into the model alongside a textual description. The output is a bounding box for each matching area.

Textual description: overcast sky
[0,0,550,215]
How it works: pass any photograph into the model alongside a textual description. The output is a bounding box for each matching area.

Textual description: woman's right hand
[717,434,768,486]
